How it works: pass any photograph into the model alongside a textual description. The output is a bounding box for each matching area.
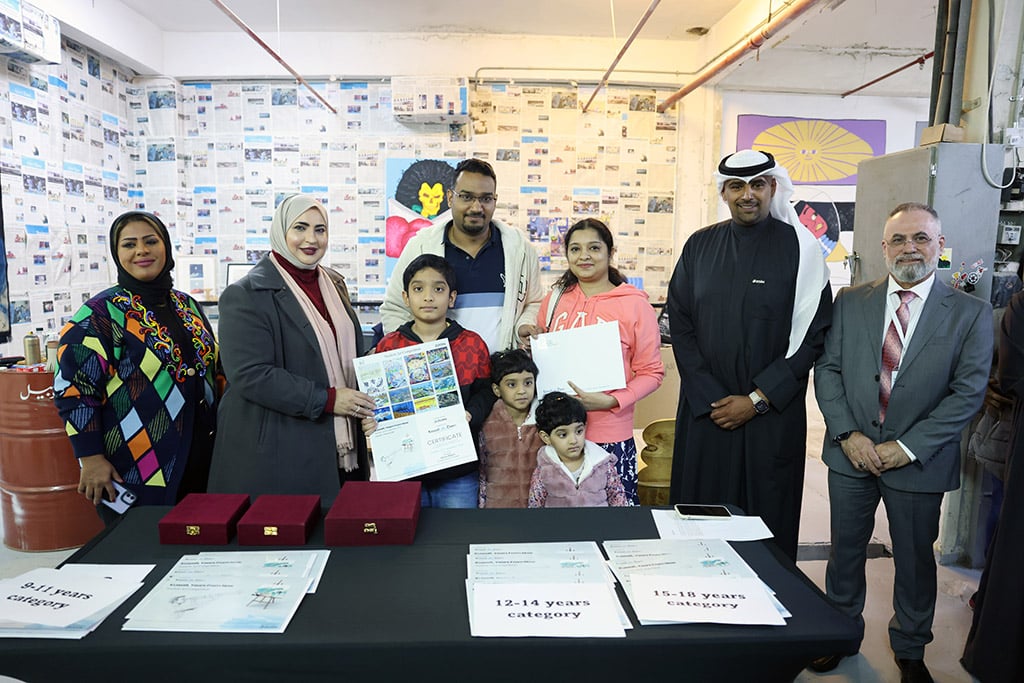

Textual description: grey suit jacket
[814,277,992,493]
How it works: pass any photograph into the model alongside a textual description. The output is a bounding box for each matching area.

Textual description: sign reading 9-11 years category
[353,338,476,481]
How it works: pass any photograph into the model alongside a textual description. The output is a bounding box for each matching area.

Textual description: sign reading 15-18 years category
[353,338,477,481]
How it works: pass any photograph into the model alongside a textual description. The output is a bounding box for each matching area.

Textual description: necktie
[879,290,916,422]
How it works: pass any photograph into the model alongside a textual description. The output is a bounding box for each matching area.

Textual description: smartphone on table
[673,503,732,520]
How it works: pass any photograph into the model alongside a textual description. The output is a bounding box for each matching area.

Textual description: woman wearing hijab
[209,194,373,501]
[54,211,218,524]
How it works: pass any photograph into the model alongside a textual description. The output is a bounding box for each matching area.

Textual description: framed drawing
[176,256,218,302]
[225,262,256,286]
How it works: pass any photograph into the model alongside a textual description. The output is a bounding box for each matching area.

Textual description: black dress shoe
[808,654,845,673]
[895,658,934,683]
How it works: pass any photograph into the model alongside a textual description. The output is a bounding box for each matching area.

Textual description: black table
[0,506,859,682]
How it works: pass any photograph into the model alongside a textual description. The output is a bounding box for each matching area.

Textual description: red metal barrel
[0,369,103,550]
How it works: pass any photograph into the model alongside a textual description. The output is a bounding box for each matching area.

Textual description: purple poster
[736,115,886,186]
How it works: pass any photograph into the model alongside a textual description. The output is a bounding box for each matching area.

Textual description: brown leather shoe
[895,658,934,683]
[808,654,845,673]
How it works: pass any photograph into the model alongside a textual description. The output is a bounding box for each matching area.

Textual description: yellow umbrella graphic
[752,120,874,183]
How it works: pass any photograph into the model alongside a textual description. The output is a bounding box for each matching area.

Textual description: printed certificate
[354,338,477,481]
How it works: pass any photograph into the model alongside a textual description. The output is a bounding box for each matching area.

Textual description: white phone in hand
[101,481,136,514]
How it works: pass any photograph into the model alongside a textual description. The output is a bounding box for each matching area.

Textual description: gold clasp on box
[363,522,378,535]
[264,526,278,536]
[185,525,200,536]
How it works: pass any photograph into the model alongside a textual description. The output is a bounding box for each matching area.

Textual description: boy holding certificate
[369,254,490,508]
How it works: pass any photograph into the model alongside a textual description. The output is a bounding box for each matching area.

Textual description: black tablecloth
[0,506,859,682]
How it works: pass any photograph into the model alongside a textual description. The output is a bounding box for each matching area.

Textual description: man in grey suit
[811,203,991,683]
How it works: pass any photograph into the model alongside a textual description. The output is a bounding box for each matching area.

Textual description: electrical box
[391,77,469,124]
[999,221,1021,245]
[0,1,61,65]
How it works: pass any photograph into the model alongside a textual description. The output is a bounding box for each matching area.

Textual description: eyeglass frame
[883,233,938,248]
[450,191,498,206]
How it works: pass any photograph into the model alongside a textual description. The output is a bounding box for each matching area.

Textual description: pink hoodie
[537,283,665,442]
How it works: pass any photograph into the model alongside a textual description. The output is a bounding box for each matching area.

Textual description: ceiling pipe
[928,0,951,125]
[840,51,935,98]
[473,65,696,84]
[208,0,337,114]
[947,0,973,126]
[582,0,662,113]
[657,0,825,112]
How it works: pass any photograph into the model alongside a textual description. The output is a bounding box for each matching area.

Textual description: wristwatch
[833,431,854,444]
[748,391,769,415]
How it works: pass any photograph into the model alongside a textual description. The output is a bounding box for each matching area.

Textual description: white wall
[32,0,165,74]
[0,5,937,356]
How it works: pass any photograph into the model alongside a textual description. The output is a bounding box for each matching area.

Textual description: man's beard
[888,254,935,284]
[458,215,487,235]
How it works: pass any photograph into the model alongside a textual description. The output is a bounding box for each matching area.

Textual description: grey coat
[209,256,366,502]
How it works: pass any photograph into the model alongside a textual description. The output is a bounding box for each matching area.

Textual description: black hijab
[109,211,175,306]
[108,211,199,363]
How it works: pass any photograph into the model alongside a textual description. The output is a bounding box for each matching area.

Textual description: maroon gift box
[325,481,422,546]
[158,493,250,545]
[237,494,321,546]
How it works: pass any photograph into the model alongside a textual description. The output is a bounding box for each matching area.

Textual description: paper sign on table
[628,575,786,626]
[532,321,626,396]
[0,568,143,628]
[470,582,625,638]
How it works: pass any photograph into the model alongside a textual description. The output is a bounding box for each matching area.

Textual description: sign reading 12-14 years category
[353,338,477,481]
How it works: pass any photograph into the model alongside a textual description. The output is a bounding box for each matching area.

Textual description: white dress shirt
[883,273,936,462]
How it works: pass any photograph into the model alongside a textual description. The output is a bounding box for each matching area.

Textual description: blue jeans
[420,472,479,509]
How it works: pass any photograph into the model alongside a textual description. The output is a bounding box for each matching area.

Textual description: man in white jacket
[381,158,544,353]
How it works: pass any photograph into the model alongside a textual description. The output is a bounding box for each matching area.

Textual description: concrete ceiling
[115,0,748,40]
[107,0,941,97]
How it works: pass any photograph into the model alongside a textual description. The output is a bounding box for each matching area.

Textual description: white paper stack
[466,541,627,638]
[650,509,774,542]
[0,565,152,639]
[602,538,789,626]
[122,550,330,633]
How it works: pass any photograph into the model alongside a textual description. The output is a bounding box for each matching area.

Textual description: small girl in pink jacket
[527,392,630,508]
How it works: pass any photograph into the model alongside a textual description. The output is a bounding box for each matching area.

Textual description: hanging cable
[980,0,1015,189]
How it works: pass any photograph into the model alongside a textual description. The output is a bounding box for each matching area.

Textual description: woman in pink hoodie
[531,218,664,504]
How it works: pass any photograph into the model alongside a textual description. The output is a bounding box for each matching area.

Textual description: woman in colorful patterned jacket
[54,211,218,524]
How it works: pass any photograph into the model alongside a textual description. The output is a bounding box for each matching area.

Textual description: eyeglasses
[452,191,497,206]
[885,234,936,247]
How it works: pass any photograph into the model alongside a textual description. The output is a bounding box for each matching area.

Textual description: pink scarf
[271,252,359,471]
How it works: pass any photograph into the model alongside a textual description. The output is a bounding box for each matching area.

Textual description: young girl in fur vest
[527,392,630,508]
